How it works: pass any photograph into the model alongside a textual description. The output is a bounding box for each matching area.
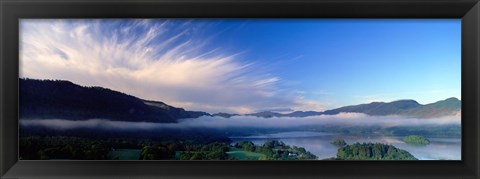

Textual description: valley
[19,78,462,160]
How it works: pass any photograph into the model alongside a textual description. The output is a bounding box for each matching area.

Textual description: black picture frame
[1,0,479,178]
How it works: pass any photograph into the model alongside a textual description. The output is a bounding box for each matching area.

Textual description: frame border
[1,0,479,178]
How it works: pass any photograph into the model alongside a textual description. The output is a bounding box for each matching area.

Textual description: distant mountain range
[243,98,460,118]
[20,78,461,123]
[322,98,460,118]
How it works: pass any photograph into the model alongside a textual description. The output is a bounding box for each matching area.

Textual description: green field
[227,147,266,160]
[107,149,141,160]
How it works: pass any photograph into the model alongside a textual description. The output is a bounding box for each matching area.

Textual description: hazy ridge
[20,78,461,123]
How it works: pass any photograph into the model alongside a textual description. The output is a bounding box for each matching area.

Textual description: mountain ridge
[246,98,460,118]
[20,78,209,123]
[20,78,461,122]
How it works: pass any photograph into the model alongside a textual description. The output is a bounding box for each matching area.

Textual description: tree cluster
[20,136,110,160]
[403,135,430,145]
[233,140,317,160]
[330,138,347,147]
[336,142,417,160]
[178,142,230,160]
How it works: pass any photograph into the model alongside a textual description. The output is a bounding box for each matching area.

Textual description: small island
[330,138,347,147]
[336,142,417,160]
[230,140,318,160]
[403,135,430,145]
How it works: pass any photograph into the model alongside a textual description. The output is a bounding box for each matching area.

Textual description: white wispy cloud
[20,19,322,114]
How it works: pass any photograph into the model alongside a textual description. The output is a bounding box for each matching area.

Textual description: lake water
[230,131,461,160]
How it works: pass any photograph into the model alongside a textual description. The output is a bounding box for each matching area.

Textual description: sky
[19,19,461,114]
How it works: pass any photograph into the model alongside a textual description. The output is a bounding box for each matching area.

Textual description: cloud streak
[20,19,323,114]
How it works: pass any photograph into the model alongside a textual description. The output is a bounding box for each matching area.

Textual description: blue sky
[20,19,460,113]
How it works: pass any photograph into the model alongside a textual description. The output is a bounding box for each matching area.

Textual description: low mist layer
[19,112,460,131]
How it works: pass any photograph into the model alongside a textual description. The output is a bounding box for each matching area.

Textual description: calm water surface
[230,131,461,160]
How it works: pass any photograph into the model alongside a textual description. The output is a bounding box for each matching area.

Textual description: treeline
[139,142,232,160]
[233,140,317,160]
[20,124,230,145]
[19,135,231,160]
[20,136,113,160]
[303,124,461,138]
[177,143,230,160]
[387,125,460,137]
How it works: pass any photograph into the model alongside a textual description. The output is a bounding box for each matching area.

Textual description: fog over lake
[19,112,460,130]
[20,113,461,160]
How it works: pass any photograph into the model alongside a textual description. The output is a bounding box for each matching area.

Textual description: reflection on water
[230,131,461,160]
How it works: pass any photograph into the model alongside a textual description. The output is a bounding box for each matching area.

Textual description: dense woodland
[20,135,421,160]
[335,143,417,160]
[19,135,229,160]
[19,136,317,160]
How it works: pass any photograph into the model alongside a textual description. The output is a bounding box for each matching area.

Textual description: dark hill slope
[19,79,209,122]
